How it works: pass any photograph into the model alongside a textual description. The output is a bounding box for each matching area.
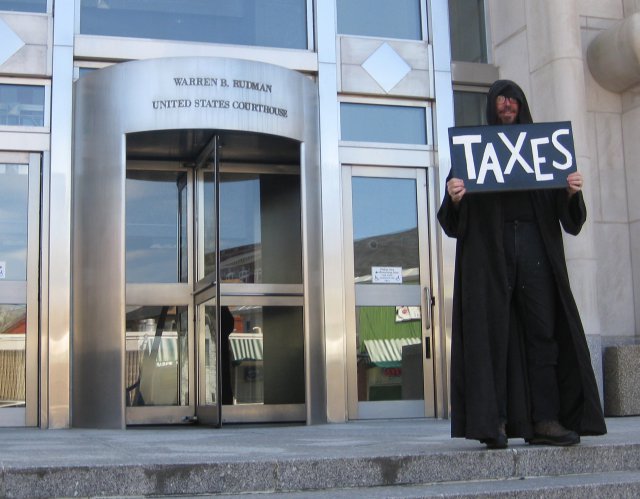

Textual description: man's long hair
[486,80,533,125]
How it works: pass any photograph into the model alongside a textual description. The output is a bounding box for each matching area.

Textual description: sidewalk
[1,416,639,497]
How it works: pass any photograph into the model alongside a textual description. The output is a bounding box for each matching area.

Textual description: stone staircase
[1,418,639,498]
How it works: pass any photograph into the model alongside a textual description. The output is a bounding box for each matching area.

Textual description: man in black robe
[438,80,606,449]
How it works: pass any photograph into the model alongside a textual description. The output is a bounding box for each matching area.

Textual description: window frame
[448,0,491,64]
[336,0,429,43]
[74,0,315,52]
[338,96,433,149]
[0,79,50,132]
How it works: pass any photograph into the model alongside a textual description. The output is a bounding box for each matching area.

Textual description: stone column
[491,0,603,395]
[528,0,602,394]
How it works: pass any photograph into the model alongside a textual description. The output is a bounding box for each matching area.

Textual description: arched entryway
[72,57,322,428]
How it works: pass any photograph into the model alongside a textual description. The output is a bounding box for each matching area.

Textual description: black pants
[503,221,559,424]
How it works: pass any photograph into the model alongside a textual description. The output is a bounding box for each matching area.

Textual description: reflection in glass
[449,0,487,63]
[0,304,26,408]
[125,306,188,407]
[0,164,28,281]
[454,91,487,126]
[340,103,427,145]
[352,177,419,283]
[203,171,216,279]
[126,171,188,283]
[201,303,218,405]
[217,172,302,284]
[356,306,423,402]
[0,1,46,12]
[80,0,307,50]
[0,85,45,126]
[220,305,304,405]
[178,175,189,283]
[337,0,421,40]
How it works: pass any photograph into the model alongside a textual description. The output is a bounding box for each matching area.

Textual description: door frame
[342,164,437,420]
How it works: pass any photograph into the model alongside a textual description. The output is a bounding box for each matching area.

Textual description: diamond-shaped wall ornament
[0,18,25,66]
[362,42,412,93]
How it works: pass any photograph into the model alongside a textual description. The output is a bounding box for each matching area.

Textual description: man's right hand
[447,177,466,205]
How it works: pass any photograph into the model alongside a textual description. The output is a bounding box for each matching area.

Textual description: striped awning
[363,338,422,368]
[229,333,263,362]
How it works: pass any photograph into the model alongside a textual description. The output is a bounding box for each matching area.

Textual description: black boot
[480,421,508,449]
[529,420,580,446]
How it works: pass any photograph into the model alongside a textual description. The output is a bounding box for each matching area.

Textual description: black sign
[448,121,577,192]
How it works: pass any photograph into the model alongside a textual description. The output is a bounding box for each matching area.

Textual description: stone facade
[488,0,640,359]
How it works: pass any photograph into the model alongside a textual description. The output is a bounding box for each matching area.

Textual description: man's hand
[447,177,466,205]
[566,171,583,197]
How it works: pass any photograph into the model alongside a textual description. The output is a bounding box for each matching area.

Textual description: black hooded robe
[438,80,606,442]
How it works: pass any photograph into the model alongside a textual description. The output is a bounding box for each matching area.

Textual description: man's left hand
[567,171,583,197]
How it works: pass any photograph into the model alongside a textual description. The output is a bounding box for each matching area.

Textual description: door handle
[423,286,432,330]
[424,286,433,359]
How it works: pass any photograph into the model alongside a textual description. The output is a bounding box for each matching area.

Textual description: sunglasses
[496,95,518,105]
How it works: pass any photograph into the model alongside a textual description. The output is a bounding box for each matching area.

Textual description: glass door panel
[356,305,424,403]
[0,154,40,427]
[0,163,29,281]
[201,171,217,280]
[195,294,220,426]
[125,132,305,426]
[194,171,221,426]
[0,304,26,408]
[126,170,189,284]
[194,139,221,426]
[344,166,434,419]
[219,170,302,285]
[352,176,420,284]
[125,164,194,424]
[125,305,189,408]
[215,161,305,423]
[224,304,304,406]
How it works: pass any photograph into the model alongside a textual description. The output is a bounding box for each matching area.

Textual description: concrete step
[2,440,639,497]
[214,471,640,498]
[0,418,639,498]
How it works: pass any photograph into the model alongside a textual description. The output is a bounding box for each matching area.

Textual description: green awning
[358,306,421,353]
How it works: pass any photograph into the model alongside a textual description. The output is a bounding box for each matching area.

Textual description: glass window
[126,171,188,283]
[449,0,488,63]
[0,0,46,13]
[0,164,29,281]
[337,0,422,40]
[125,306,189,407]
[340,103,427,145]
[352,177,419,284]
[80,0,307,50]
[0,85,45,127]
[220,305,304,405]
[214,171,302,284]
[453,90,487,126]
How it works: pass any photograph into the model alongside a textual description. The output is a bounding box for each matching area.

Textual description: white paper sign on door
[371,266,402,284]
[395,306,421,322]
